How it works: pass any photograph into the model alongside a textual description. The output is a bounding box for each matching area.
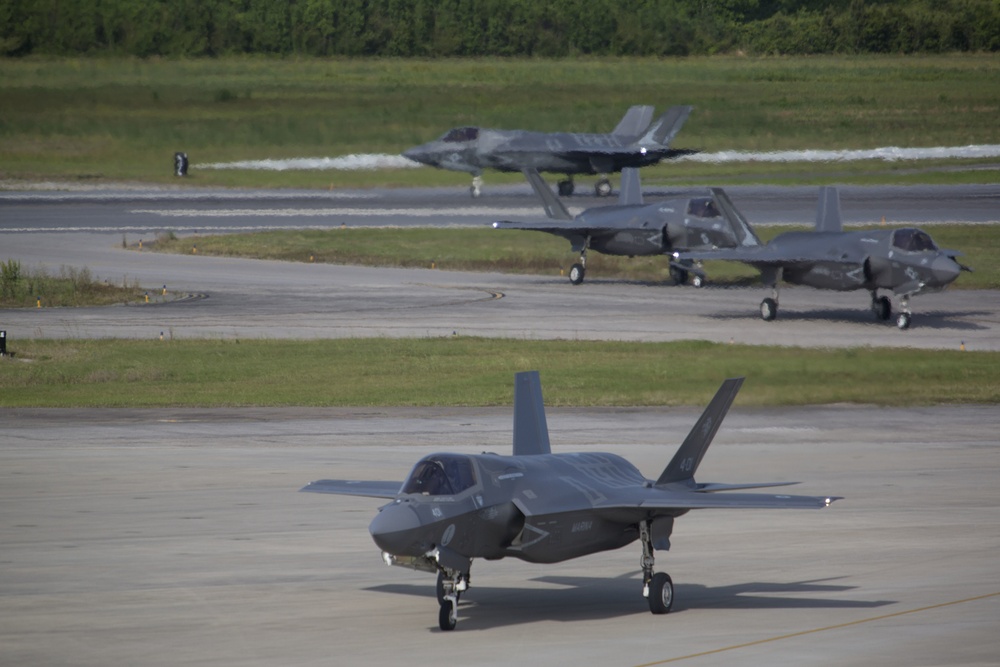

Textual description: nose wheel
[436,569,469,631]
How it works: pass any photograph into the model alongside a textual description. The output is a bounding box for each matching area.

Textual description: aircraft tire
[439,599,457,631]
[896,312,912,330]
[760,297,778,321]
[558,180,574,197]
[569,263,586,285]
[669,265,688,285]
[873,296,891,321]
[595,179,612,197]
[648,572,674,614]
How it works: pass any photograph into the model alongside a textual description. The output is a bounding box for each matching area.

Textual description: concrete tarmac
[2,405,998,666]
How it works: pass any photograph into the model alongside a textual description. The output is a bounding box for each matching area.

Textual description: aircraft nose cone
[369,502,422,555]
[930,254,962,286]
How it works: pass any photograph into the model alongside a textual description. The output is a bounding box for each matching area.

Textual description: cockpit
[401,454,477,496]
[891,228,938,252]
[441,127,479,143]
[686,197,721,219]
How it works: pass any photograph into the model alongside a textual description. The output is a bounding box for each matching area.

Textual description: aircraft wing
[300,479,402,498]
[493,220,592,252]
[638,491,840,510]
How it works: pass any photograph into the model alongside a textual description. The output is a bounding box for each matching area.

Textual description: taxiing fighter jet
[493,167,759,285]
[402,105,694,198]
[302,371,839,631]
[674,186,970,329]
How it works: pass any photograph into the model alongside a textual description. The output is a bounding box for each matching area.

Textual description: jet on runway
[493,167,760,285]
[402,105,694,198]
[302,371,840,631]
[674,186,971,329]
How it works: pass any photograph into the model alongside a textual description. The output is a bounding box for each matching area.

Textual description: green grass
[1,338,997,408]
[1,55,998,187]
[0,260,146,307]
[147,223,1000,290]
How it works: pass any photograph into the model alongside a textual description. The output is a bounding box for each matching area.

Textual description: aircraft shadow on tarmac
[367,573,892,630]
[701,306,989,331]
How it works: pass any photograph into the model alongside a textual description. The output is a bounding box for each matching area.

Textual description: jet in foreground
[302,371,839,631]
[493,167,760,285]
[402,105,694,197]
[675,187,970,329]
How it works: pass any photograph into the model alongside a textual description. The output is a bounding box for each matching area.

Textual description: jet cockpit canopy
[441,127,479,143]
[891,228,938,252]
[402,454,477,496]
[686,197,721,219]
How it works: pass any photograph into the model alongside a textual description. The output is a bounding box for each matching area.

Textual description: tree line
[3,0,999,57]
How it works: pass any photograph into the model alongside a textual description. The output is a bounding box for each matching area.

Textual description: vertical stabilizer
[618,168,643,206]
[512,371,552,456]
[711,188,763,248]
[522,168,573,220]
[814,186,843,233]
[612,105,655,138]
[655,378,744,486]
[638,106,692,147]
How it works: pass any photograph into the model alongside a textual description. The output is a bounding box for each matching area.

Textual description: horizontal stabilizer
[522,168,573,220]
[300,479,401,498]
[612,105,655,138]
[656,377,744,487]
[512,370,552,456]
[696,481,799,492]
[639,492,840,510]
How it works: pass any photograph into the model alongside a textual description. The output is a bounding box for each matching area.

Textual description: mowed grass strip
[1,338,997,407]
[149,223,1000,290]
[1,55,998,187]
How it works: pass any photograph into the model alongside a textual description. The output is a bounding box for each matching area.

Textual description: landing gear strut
[640,520,674,615]
[568,237,591,285]
[436,569,469,631]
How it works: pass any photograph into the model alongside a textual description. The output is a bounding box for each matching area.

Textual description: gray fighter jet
[493,167,760,285]
[674,187,971,329]
[302,372,839,631]
[402,105,694,197]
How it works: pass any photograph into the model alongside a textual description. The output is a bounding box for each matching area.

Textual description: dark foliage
[2,0,998,57]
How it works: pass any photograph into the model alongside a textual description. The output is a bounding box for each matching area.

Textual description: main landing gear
[554,176,613,197]
[871,290,912,329]
[760,284,780,322]
[640,520,674,615]
[568,238,592,285]
[436,569,470,631]
[470,175,483,198]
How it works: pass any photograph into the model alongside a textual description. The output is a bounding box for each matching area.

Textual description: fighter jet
[492,167,760,285]
[674,186,971,329]
[402,105,694,198]
[302,371,839,631]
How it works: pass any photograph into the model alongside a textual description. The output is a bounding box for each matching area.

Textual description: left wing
[300,479,401,498]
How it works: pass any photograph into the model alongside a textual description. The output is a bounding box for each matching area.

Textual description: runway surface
[2,183,999,349]
[1,183,998,666]
[2,404,997,667]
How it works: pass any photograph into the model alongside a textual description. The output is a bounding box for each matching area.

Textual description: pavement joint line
[631,590,1000,666]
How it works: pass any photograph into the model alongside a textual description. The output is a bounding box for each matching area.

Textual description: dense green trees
[3,0,998,57]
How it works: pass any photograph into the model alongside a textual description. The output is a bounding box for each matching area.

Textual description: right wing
[300,479,402,498]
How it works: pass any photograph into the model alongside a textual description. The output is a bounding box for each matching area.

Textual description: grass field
[2,55,999,188]
[147,223,1000,290]
[1,338,997,408]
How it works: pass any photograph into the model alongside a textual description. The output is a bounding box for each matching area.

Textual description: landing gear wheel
[896,312,912,330]
[438,599,457,631]
[872,296,891,321]
[669,265,689,285]
[691,274,705,288]
[647,572,674,614]
[557,180,574,197]
[595,179,612,197]
[760,297,778,321]
[470,176,483,198]
[569,263,586,285]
